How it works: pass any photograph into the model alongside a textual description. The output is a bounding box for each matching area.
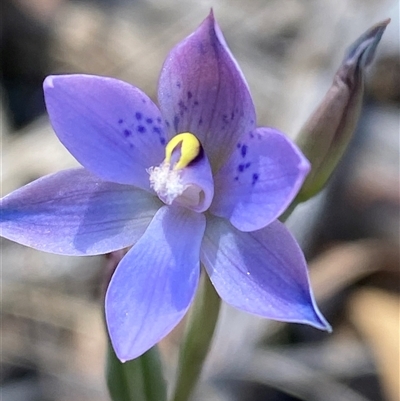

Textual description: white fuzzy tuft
[148,162,186,204]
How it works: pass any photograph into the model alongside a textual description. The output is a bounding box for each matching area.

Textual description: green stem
[279,199,300,222]
[107,343,167,401]
[170,271,221,401]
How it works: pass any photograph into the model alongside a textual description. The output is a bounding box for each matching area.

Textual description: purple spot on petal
[176,81,181,88]
[241,144,248,158]
[178,100,188,116]
[153,126,162,135]
[234,176,239,181]
[160,137,166,145]
[135,112,142,120]
[237,143,241,149]
[146,118,153,124]
[238,164,245,172]
[250,132,255,138]
[137,125,146,134]
[222,114,229,124]
[194,100,199,106]
[123,129,132,137]
[142,98,146,104]
[252,173,259,186]
[118,119,124,124]
[199,118,203,125]
[174,115,180,131]
[187,91,192,99]
[245,162,251,168]
[157,117,162,123]
[231,112,235,120]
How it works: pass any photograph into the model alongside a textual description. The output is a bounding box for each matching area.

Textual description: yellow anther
[165,132,201,170]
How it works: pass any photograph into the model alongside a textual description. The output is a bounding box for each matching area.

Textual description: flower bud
[296,19,390,202]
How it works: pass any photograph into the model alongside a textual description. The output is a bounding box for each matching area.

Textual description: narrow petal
[105,205,205,361]
[201,217,331,330]
[158,11,256,171]
[44,74,167,190]
[0,168,161,255]
[210,128,310,231]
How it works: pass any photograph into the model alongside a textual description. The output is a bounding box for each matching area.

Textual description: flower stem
[106,342,167,401]
[279,199,300,222]
[170,271,221,401]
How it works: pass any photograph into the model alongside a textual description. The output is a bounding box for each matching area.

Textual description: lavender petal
[201,216,331,331]
[105,205,205,362]
[211,127,310,231]
[0,168,161,255]
[44,74,167,191]
[158,11,256,171]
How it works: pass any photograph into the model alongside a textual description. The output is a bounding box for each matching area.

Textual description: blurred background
[1,0,399,400]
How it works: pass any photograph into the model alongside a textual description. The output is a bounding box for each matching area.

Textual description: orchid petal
[201,216,331,330]
[0,168,161,255]
[210,127,310,231]
[44,74,167,190]
[158,11,256,171]
[105,205,205,361]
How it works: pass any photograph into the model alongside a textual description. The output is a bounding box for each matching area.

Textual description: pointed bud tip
[295,18,390,202]
[374,18,391,29]
[345,18,390,68]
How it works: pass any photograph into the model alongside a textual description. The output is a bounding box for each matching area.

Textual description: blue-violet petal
[44,74,167,191]
[105,205,205,362]
[211,127,310,231]
[201,216,331,331]
[0,168,161,255]
[158,11,256,171]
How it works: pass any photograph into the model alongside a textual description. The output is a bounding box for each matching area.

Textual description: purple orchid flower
[0,12,330,362]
